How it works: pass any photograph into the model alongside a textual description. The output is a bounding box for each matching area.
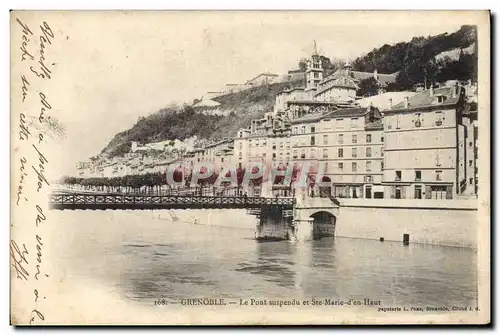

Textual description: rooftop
[204,139,233,149]
[290,106,368,124]
[389,86,462,112]
[314,81,358,96]
[357,91,417,111]
[286,100,340,106]
[321,68,396,86]
[352,71,396,85]
[327,107,369,118]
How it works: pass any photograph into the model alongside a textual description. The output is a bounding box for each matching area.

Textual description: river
[51,209,478,308]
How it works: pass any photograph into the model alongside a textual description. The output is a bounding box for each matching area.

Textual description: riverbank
[50,186,479,248]
[128,199,478,248]
[336,199,478,249]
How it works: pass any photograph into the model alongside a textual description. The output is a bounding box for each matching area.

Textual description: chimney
[388,98,393,109]
[404,96,409,109]
[429,85,434,97]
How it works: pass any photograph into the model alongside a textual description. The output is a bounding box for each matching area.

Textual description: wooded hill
[100,25,477,158]
[352,25,477,90]
[100,79,304,157]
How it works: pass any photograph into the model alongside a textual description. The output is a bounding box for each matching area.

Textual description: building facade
[382,85,475,199]
[290,106,384,198]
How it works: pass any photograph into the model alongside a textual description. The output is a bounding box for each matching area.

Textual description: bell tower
[305,40,323,92]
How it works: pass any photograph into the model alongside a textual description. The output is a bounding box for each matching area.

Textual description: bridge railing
[54,185,249,197]
[49,192,296,209]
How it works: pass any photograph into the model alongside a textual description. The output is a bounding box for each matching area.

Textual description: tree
[298,58,308,72]
[320,56,344,77]
[435,50,477,83]
[356,77,380,97]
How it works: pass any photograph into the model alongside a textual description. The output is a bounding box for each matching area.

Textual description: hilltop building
[246,72,279,86]
[305,41,324,95]
[192,99,231,116]
[311,62,396,103]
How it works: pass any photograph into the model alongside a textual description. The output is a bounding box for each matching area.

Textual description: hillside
[352,25,477,90]
[100,25,478,158]
[100,79,304,158]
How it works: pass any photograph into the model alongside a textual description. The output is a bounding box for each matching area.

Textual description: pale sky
[13,11,472,174]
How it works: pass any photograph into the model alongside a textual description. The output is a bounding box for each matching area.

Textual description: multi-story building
[459,94,478,197]
[234,112,293,169]
[290,105,384,198]
[231,83,478,201]
[234,128,251,169]
[273,88,308,114]
[314,62,358,103]
[189,139,235,172]
[382,84,475,199]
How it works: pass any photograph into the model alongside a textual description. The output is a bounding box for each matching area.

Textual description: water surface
[53,210,478,307]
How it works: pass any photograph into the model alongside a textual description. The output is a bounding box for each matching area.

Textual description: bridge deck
[49,193,296,211]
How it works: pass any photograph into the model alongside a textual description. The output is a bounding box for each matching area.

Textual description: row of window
[336,161,376,172]
[290,147,380,159]
[336,147,379,158]
[292,117,362,134]
[387,111,445,130]
[391,185,453,200]
[243,133,384,149]
[246,140,291,148]
[319,133,381,145]
[394,170,442,182]
[301,133,384,146]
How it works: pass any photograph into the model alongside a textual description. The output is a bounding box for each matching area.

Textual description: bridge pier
[291,218,314,242]
[256,208,293,241]
[291,204,339,241]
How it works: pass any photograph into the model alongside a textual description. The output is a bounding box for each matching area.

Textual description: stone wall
[336,199,478,248]
[256,215,292,240]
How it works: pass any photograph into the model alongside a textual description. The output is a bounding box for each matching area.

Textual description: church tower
[305,40,323,93]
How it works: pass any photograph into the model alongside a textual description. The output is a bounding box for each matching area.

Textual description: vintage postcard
[10,10,490,325]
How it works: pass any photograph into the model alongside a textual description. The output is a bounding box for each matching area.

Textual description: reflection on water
[53,210,478,307]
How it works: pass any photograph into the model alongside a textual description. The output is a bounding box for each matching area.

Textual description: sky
[13,11,471,174]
